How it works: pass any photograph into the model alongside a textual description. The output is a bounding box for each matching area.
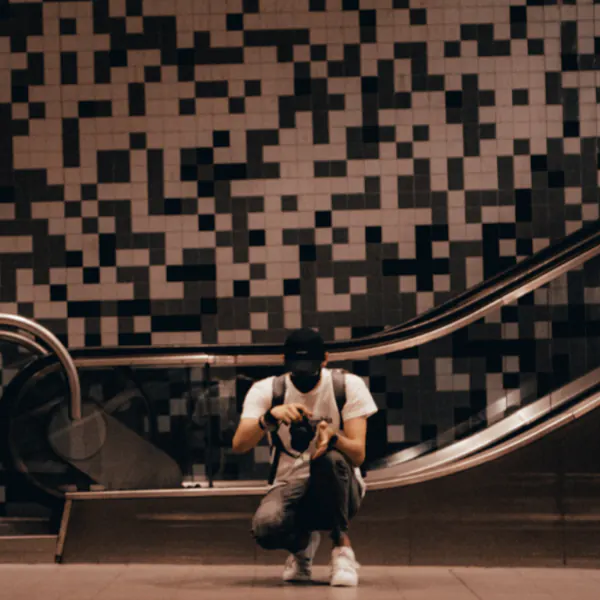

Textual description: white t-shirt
[241,368,378,498]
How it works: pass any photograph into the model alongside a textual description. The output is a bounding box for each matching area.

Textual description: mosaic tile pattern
[0,0,598,347]
[1,0,600,508]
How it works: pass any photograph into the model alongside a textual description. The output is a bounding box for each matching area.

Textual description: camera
[289,409,317,453]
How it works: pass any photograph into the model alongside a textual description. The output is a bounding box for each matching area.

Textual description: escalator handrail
[360,219,600,339]
[64,366,600,499]
[0,314,82,420]
[62,221,600,367]
[0,331,49,357]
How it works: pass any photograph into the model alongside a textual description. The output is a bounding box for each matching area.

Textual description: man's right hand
[269,403,313,426]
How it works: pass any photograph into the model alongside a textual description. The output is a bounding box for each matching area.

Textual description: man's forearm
[330,432,365,467]
[231,418,266,454]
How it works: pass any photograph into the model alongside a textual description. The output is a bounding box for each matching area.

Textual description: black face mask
[290,370,322,393]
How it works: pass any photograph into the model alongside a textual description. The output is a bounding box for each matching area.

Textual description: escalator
[57,373,600,566]
[0,221,599,566]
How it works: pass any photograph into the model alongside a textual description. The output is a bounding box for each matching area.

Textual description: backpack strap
[331,368,347,430]
[267,375,286,485]
[331,369,368,479]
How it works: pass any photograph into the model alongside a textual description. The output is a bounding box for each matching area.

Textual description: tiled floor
[3,564,600,600]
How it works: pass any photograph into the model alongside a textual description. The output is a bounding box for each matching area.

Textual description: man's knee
[312,449,350,476]
[251,503,288,550]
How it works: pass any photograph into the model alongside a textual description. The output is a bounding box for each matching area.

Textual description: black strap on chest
[267,369,347,485]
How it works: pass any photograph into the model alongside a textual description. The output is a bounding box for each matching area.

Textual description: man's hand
[270,403,312,426]
[312,421,335,460]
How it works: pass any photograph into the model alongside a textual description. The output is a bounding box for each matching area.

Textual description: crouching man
[232,328,378,586]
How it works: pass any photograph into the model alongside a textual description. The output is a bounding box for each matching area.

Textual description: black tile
[229,97,245,114]
[530,155,547,171]
[332,228,348,244]
[516,238,532,255]
[129,132,146,149]
[512,89,529,105]
[216,231,233,246]
[128,82,145,115]
[198,215,215,231]
[234,280,250,297]
[81,184,97,200]
[299,244,317,261]
[528,39,544,55]
[61,52,77,85]
[82,218,98,234]
[126,0,143,16]
[144,66,161,82]
[479,90,495,106]
[284,279,301,295]
[444,41,461,57]
[244,80,261,96]
[281,195,297,211]
[343,0,359,9]
[396,142,413,159]
[359,9,376,26]
[28,102,45,119]
[315,211,332,228]
[250,263,266,279]
[365,226,382,244]
[548,170,565,188]
[179,98,195,115]
[479,123,496,139]
[310,45,327,61]
[563,120,580,137]
[248,229,265,246]
[514,139,530,155]
[310,0,326,10]
[60,18,77,35]
[78,100,112,119]
[226,13,244,31]
[83,267,100,284]
[213,130,230,147]
[314,161,347,177]
[50,285,67,301]
[446,90,462,108]
[243,0,259,12]
[410,8,426,25]
[365,176,380,193]
[64,201,81,218]
[413,125,429,141]
[97,150,131,183]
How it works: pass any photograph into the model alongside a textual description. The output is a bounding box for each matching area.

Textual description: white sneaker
[282,531,321,583]
[330,546,360,587]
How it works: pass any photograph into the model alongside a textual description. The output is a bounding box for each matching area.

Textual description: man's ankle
[331,532,352,548]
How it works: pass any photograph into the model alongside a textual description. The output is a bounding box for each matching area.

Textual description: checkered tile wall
[1,0,600,507]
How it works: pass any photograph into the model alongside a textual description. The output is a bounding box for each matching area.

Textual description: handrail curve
[0,314,81,420]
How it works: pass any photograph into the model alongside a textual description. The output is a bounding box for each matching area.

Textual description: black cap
[283,328,326,374]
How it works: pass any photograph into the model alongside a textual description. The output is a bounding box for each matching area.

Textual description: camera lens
[290,417,316,453]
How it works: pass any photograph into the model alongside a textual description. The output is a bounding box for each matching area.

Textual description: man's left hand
[312,421,335,460]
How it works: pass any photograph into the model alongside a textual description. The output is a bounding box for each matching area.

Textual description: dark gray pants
[251,450,362,553]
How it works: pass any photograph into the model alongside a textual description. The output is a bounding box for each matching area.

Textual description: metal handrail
[0,331,49,357]
[70,225,600,369]
[0,314,81,420]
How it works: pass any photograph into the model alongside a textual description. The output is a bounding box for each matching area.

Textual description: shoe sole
[283,575,312,583]
[331,579,358,587]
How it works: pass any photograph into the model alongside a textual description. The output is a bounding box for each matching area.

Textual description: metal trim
[54,498,72,563]
[0,314,81,420]
[0,331,48,356]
